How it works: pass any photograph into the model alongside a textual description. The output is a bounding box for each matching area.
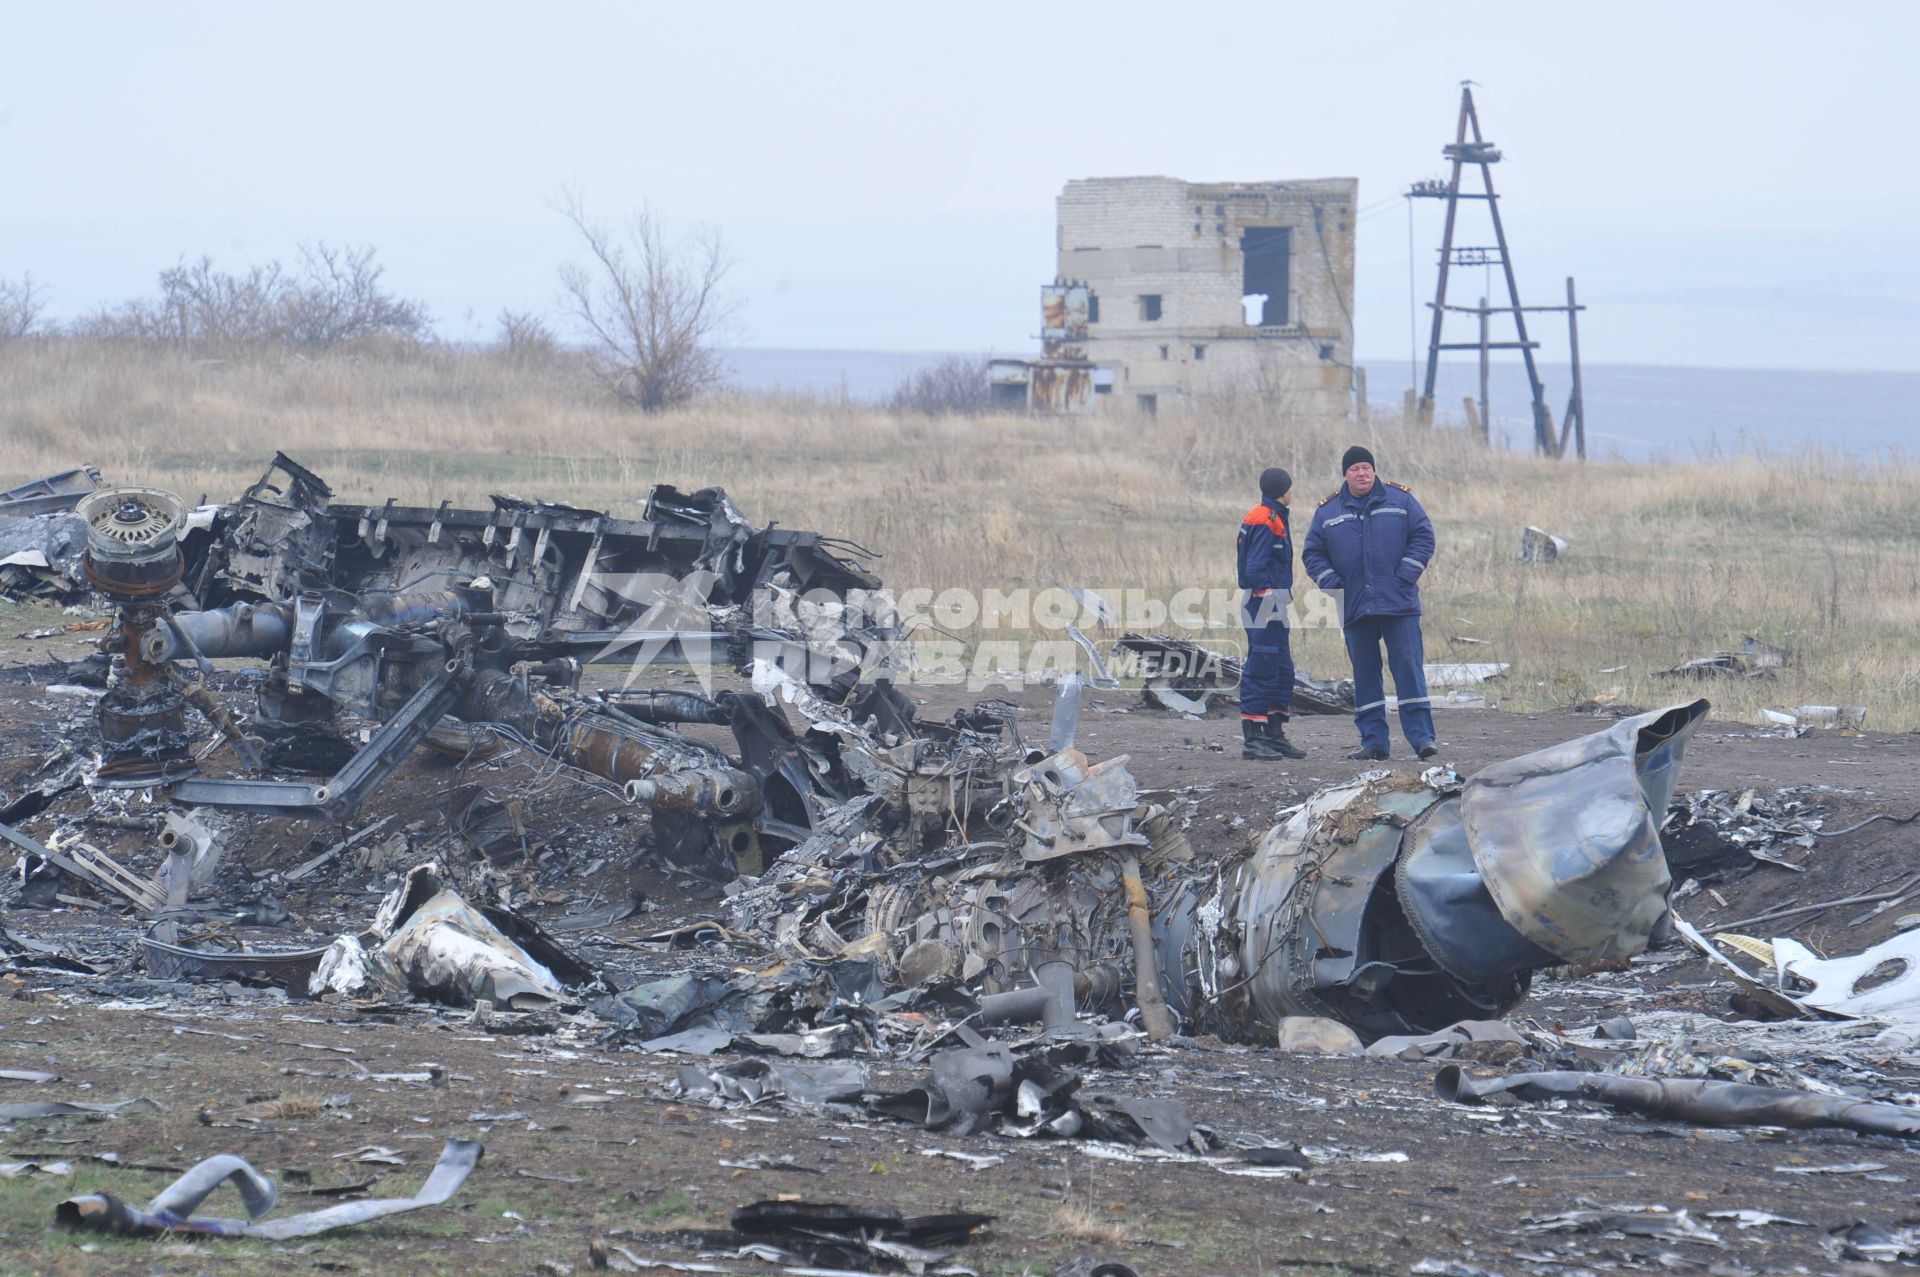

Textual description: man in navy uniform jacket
[1235,467,1306,760]
[1301,445,1439,761]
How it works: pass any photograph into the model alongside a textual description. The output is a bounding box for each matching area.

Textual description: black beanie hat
[1259,467,1292,499]
[1340,445,1375,474]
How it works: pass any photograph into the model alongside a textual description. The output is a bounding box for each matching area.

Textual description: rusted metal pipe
[1120,852,1177,1041]
[144,603,292,663]
[566,718,756,817]
[622,771,757,816]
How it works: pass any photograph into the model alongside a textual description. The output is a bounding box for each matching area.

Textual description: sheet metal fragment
[1437,1065,1920,1138]
[54,1137,480,1239]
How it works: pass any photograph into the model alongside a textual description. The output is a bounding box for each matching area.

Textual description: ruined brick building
[992,175,1358,416]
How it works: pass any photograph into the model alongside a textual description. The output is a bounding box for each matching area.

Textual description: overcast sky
[4,1,1916,371]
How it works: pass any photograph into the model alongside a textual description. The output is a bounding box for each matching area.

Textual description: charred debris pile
[1,451,1695,1033]
[4,454,1920,1191]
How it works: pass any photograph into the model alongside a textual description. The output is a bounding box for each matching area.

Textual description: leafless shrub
[888,354,992,416]
[68,300,158,343]
[493,308,560,363]
[71,244,428,354]
[0,273,49,344]
[278,244,431,349]
[157,258,284,348]
[556,191,733,413]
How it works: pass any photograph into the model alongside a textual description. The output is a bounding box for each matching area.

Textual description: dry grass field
[5,340,1918,729]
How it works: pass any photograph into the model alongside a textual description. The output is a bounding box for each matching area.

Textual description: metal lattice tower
[1411,84,1561,454]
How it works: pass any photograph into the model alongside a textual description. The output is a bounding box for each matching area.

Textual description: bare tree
[888,355,993,416]
[556,192,733,412]
[0,273,48,343]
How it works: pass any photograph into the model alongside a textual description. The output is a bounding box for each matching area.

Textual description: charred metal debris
[701,695,1712,1046]
[0,464,103,519]
[2,458,1727,1046]
[1112,632,1353,716]
[13,453,919,883]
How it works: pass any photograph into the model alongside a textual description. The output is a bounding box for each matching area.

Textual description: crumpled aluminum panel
[1774,931,1920,1021]
[1463,699,1708,963]
[379,888,567,1010]
[1395,796,1557,985]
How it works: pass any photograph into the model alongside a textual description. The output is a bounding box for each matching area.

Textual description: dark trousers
[1239,594,1294,720]
[1343,613,1434,751]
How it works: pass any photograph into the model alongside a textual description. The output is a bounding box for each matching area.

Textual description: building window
[1193,344,1207,361]
[1138,393,1158,417]
[1139,294,1162,322]
[1086,294,1099,324]
[1241,226,1291,326]
[1158,344,1169,360]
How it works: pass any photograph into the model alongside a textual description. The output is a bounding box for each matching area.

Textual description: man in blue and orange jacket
[1235,467,1307,760]
[1301,445,1439,761]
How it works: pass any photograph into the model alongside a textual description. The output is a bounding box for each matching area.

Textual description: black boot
[1241,719,1286,760]
[1347,745,1389,761]
[1264,716,1307,759]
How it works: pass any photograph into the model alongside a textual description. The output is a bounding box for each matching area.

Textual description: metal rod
[1715,870,1920,932]
[1418,84,1473,416]
[1565,276,1586,460]
[1120,852,1177,1041]
[1463,90,1551,452]
[1477,296,1491,440]
[1436,302,1583,314]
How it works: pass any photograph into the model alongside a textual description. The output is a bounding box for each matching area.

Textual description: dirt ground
[3,609,1920,1277]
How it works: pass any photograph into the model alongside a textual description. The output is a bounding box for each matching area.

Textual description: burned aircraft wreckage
[66,454,913,879]
[721,692,1707,1044]
[8,454,1710,1042]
